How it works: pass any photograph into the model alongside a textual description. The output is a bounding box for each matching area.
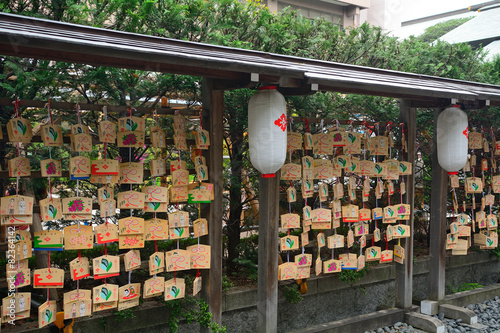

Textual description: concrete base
[421,300,439,315]
[461,322,489,330]
[405,312,445,333]
[439,304,478,324]
[442,283,500,308]
[289,308,405,333]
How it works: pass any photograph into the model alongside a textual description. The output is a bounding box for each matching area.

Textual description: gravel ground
[363,322,419,333]
[364,297,500,333]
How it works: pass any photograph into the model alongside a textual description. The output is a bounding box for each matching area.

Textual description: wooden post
[200,78,224,330]
[257,173,279,333]
[395,100,416,309]
[429,108,448,301]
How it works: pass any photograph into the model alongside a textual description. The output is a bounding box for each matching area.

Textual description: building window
[278,3,343,26]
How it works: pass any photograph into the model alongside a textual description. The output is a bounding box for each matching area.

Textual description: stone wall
[20,251,500,333]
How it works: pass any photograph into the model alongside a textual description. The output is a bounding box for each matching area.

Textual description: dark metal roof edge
[1,12,500,101]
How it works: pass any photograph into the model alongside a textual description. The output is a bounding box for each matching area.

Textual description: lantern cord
[45,99,53,125]
[400,180,404,204]
[199,106,203,130]
[48,177,52,199]
[103,105,108,121]
[177,239,179,251]
[128,271,132,285]
[16,176,19,194]
[287,250,289,263]
[130,184,133,217]
[48,250,51,273]
[76,103,81,125]
[388,187,391,206]
[12,98,21,118]
[154,109,159,128]
[129,107,133,165]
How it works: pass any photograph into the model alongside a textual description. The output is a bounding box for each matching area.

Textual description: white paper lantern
[248,86,287,177]
[436,106,468,174]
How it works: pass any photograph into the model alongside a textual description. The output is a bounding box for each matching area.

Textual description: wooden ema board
[1,195,34,216]
[64,224,93,250]
[63,289,92,319]
[93,255,120,279]
[95,223,119,244]
[8,156,31,177]
[7,117,33,143]
[145,218,169,241]
[164,278,186,301]
[38,301,57,328]
[61,197,92,220]
[69,257,90,280]
[39,198,63,222]
[118,283,141,310]
[34,230,63,251]
[41,124,63,147]
[40,159,62,177]
[187,244,211,269]
[33,268,64,288]
[124,250,141,271]
[119,162,144,184]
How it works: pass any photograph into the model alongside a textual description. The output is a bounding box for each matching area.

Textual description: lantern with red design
[248,86,287,177]
[436,105,468,174]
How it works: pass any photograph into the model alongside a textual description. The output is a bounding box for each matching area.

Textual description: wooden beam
[278,84,316,96]
[200,78,224,331]
[410,99,451,108]
[257,173,279,333]
[0,98,200,116]
[395,100,416,309]
[212,77,255,91]
[429,108,448,301]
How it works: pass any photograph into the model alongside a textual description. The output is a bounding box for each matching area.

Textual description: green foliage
[231,234,258,281]
[222,275,234,292]
[418,17,473,43]
[281,284,303,304]
[99,317,107,328]
[448,282,483,294]
[165,297,183,333]
[114,308,136,322]
[164,297,226,333]
[338,265,369,287]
